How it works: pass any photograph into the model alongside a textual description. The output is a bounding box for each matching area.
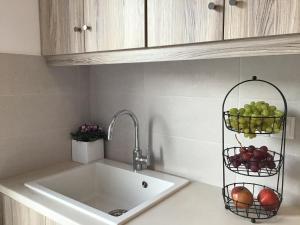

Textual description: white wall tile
[0,54,89,179]
[90,91,147,129]
[0,55,16,96]
[150,134,223,186]
[284,153,300,206]
[240,55,300,101]
[90,64,144,95]
[144,59,240,98]
[0,129,71,178]
[146,96,223,143]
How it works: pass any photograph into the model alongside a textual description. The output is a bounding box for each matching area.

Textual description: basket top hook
[252,76,258,80]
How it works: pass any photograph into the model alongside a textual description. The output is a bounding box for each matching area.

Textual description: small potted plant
[71,124,107,164]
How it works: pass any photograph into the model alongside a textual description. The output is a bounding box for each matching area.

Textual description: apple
[258,188,280,211]
[231,186,254,209]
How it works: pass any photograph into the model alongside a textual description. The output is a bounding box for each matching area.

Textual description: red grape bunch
[229,145,276,172]
[228,135,276,173]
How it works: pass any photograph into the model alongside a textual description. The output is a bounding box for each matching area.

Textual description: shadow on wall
[286,107,300,156]
[284,154,300,207]
[148,115,171,171]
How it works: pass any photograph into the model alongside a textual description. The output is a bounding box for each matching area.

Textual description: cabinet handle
[74,26,82,32]
[82,25,92,31]
[208,2,216,10]
[229,0,237,6]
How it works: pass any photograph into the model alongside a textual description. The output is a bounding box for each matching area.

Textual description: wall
[89,55,300,206]
[0,0,41,55]
[0,53,89,178]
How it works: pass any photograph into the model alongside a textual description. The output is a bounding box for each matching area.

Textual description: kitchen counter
[0,162,299,225]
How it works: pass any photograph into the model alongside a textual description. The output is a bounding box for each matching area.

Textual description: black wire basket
[223,183,282,223]
[222,76,287,223]
[223,112,285,134]
[223,147,283,177]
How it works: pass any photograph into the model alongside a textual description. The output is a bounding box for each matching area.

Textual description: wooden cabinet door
[39,0,85,55]
[147,0,224,47]
[2,195,61,225]
[84,0,146,52]
[224,0,300,40]
[2,195,44,225]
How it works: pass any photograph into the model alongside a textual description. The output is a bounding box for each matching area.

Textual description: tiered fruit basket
[222,76,287,223]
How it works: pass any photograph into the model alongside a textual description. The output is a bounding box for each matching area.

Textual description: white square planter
[72,139,104,164]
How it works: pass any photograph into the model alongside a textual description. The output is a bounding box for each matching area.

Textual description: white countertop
[0,162,299,225]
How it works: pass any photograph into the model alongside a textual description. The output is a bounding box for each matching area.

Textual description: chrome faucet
[107,110,150,171]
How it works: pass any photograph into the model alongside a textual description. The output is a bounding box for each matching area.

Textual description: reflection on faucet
[108,109,150,171]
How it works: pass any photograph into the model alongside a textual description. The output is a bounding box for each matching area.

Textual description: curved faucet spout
[107,109,150,171]
[108,109,140,151]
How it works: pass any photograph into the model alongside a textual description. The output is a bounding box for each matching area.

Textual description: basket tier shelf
[223,112,285,135]
[223,147,283,177]
[223,183,282,223]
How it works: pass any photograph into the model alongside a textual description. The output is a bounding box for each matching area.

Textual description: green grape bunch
[226,101,284,139]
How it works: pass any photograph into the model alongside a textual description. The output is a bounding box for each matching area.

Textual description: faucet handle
[135,151,151,169]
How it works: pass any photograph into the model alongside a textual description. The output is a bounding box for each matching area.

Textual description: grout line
[91,89,234,101]
[144,0,148,48]
[87,65,93,122]
[0,92,85,97]
[0,128,71,142]
[238,57,241,108]
[150,132,222,145]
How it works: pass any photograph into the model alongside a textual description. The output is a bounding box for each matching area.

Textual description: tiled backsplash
[1,53,299,206]
[89,55,300,206]
[0,54,89,178]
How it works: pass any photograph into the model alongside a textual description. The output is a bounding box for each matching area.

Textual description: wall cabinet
[2,195,60,225]
[39,0,300,63]
[224,0,300,39]
[147,0,224,47]
[40,0,145,55]
[84,0,145,52]
[40,0,85,55]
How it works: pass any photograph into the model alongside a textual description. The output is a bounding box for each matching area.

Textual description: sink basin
[25,159,189,225]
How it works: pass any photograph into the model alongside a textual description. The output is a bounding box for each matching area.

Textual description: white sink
[25,159,189,225]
